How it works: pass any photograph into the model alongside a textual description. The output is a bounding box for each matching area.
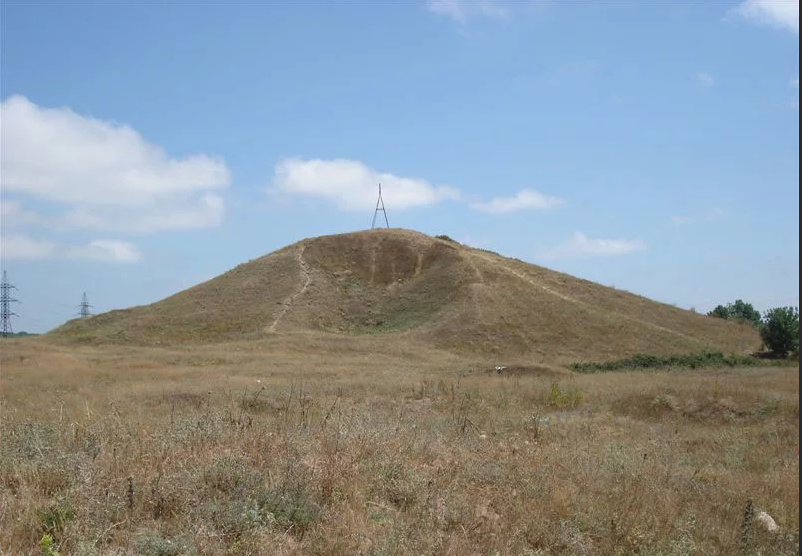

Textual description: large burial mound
[53,229,760,360]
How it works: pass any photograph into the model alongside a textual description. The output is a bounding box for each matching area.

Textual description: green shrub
[570,352,780,373]
[760,306,799,357]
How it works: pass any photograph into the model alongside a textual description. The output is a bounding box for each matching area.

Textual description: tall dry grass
[1,339,798,555]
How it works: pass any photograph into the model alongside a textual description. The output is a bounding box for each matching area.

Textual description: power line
[78,292,93,318]
[371,182,390,229]
[1,271,20,337]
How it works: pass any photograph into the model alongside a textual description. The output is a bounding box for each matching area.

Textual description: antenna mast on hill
[1,271,20,337]
[371,183,390,230]
[78,292,93,318]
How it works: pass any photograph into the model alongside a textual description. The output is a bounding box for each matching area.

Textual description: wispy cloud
[0,200,49,228]
[792,77,800,90]
[538,232,647,260]
[697,72,715,87]
[270,158,460,212]
[425,0,510,24]
[671,215,691,225]
[470,189,564,214]
[732,0,799,33]
[0,233,56,261]
[0,95,230,234]
[66,240,143,263]
[0,233,142,263]
[1,196,224,234]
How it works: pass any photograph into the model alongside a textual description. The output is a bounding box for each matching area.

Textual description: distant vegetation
[0,331,39,338]
[708,299,799,357]
[570,351,795,373]
[707,299,762,326]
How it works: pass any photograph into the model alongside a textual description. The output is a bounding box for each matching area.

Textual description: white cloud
[271,157,461,212]
[426,0,509,24]
[62,193,224,233]
[0,199,49,227]
[470,189,564,214]
[0,233,56,261]
[539,232,647,260]
[671,215,691,225]
[1,196,223,234]
[0,95,230,233]
[65,240,142,263]
[697,72,715,87]
[0,233,141,263]
[733,0,799,33]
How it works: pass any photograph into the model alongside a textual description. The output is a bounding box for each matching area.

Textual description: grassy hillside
[51,228,760,361]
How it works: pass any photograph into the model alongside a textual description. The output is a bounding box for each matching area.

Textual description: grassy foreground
[1,339,798,555]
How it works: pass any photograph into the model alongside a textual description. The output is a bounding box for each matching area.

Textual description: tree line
[707,300,799,357]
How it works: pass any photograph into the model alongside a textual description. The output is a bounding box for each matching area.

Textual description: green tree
[728,299,762,326]
[706,299,761,326]
[760,306,799,357]
[707,305,730,319]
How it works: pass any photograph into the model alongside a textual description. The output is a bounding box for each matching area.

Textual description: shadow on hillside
[752,350,800,361]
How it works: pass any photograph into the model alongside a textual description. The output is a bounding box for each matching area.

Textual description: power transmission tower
[1,271,20,337]
[78,292,93,318]
[371,183,390,229]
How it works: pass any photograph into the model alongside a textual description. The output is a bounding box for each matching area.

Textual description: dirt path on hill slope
[267,243,312,333]
[465,253,487,322]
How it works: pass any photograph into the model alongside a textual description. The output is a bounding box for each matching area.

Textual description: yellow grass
[1,337,798,555]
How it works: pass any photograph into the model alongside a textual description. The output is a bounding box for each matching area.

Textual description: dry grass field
[1,336,798,556]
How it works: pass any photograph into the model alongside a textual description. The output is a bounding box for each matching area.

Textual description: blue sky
[1,0,798,333]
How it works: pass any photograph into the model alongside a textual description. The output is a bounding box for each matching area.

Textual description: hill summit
[53,228,760,360]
